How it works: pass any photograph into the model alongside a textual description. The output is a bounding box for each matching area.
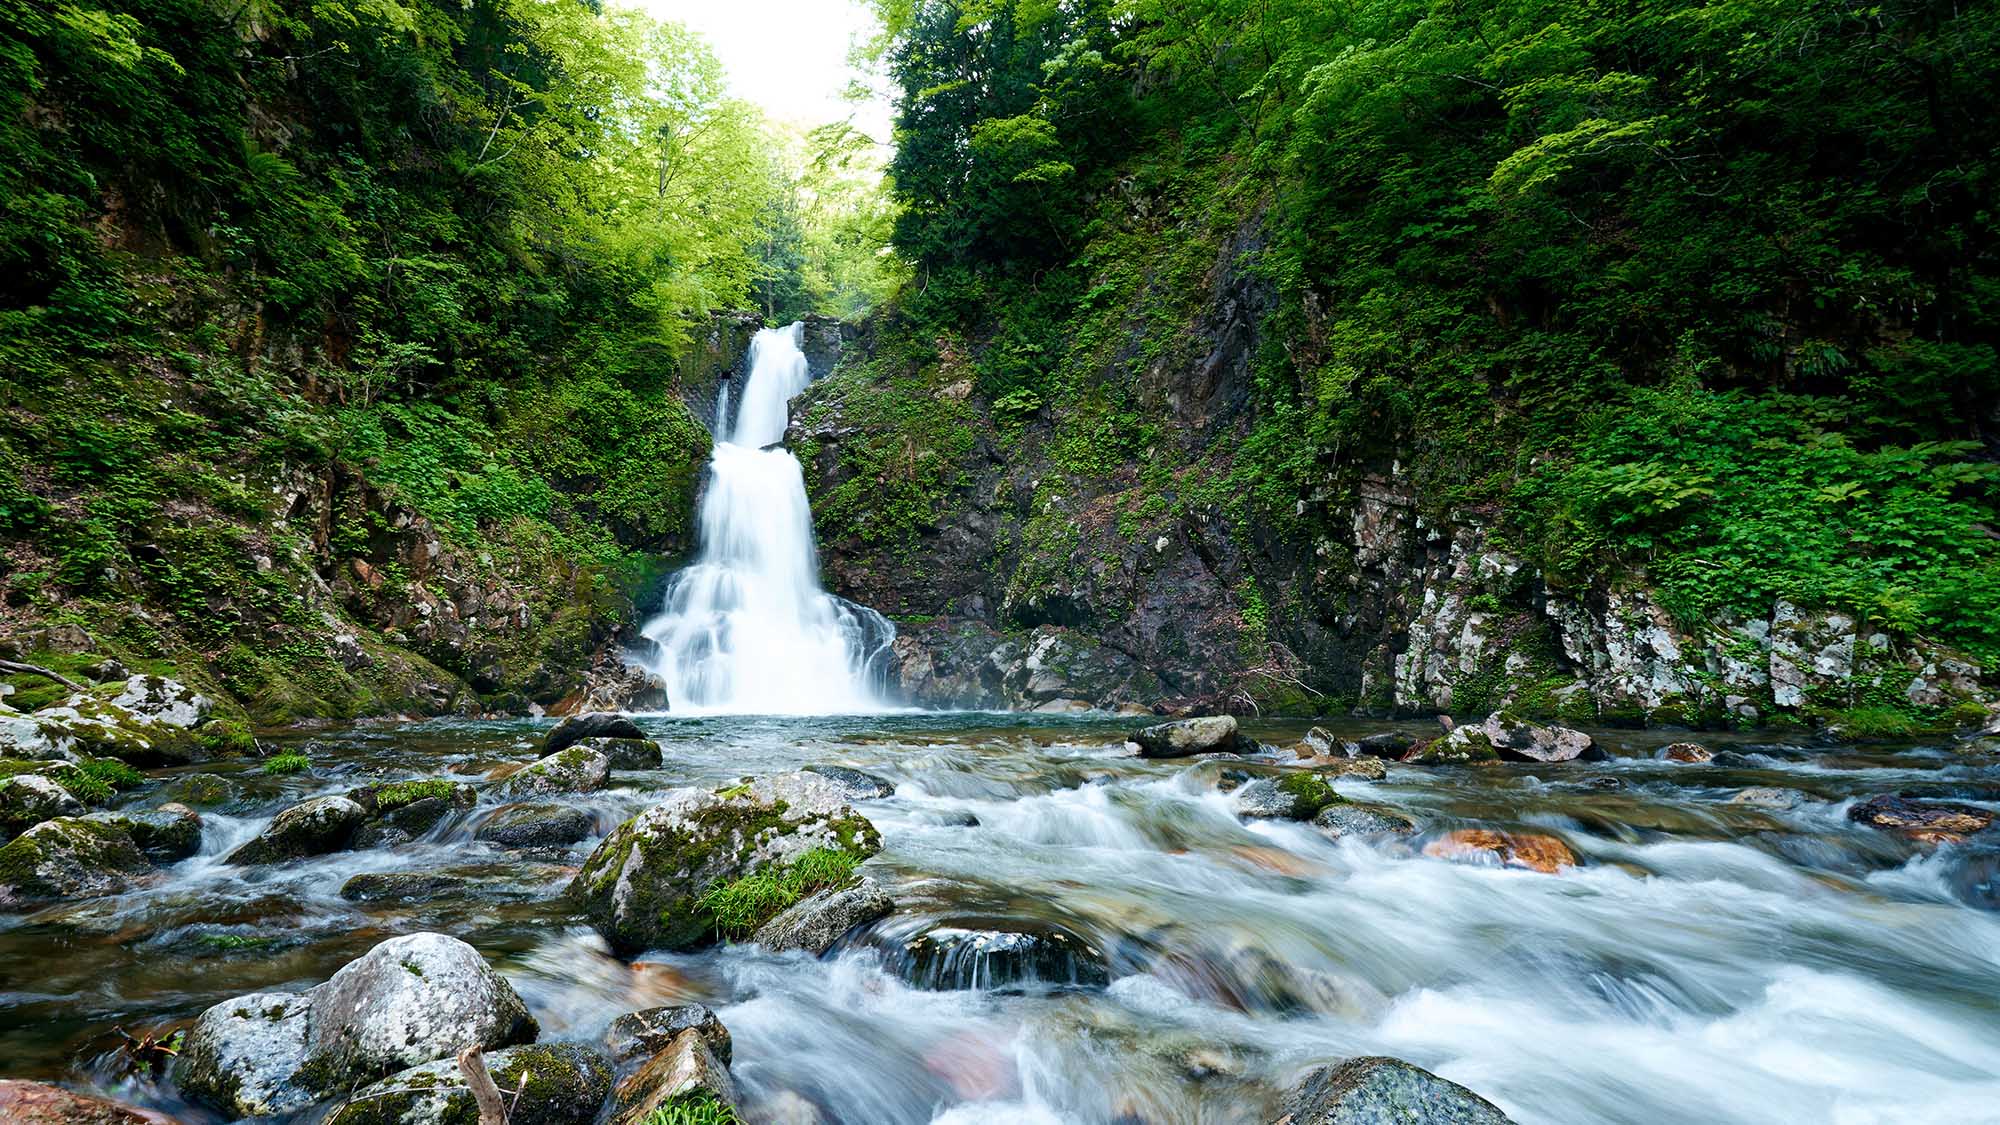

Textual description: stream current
[2,714,1998,1123]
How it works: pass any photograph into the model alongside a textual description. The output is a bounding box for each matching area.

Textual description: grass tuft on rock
[640,1096,739,1125]
[262,754,310,776]
[693,847,862,941]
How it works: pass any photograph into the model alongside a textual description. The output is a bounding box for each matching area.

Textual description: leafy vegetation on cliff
[853,0,2000,673]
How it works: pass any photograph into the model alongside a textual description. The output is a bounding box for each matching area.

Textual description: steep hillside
[797,0,2000,733]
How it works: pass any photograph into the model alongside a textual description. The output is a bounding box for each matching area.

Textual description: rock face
[605,1003,733,1066]
[753,876,894,955]
[0,774,85,840]
[568,773,882,954]
[1847,795,1994,845]
[0,816,151,905]
[1423,829,1579,874]
[0,1079,179,1125]
[172,990,317,1118]
[1275,1056,1514,1124]
[498,743,611,799]
[544,711,644,757]
[476,803,594,848]
[226,795,367,864]
[1132,715,1243,758]
[326,1043,611,1125]
[304,932,538,1084]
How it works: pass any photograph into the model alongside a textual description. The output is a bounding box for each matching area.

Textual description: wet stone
[591,736,664,771]
[1847,794,1994,845]
[1423,829,1579,874]
[0,816,150,906]
[339,871,464,903]
[225,795,366,865]
[83,804,201,862]
[476,802,594,848]
[1658,742,1715,763]
[1352,731,1415,759]
[754,875,894,955]
[0,1079,177,1125]
[893,922,1109,991]
[1132,715,1243,758]
[605,1002,733,1066]
[1730,787,1802,810]
[497,743,611,799]
[1277,1055,1514,1124]
[171,990,316,1118]
[804,764,896,800]
[0,774,85,841]
[614,1028,737,1125]
[1313,803,1417,840]
[545,711,645,757]
[326,1042,612,1125]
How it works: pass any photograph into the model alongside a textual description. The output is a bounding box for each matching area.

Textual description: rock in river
[1657,742,1714,763]
[1234,774,1348,821]
[567,772,881,954]
[172,990,317,1118]
[225,795,366,865]
[476,802,594,848]
[1132,715,1244,758]
[0,1079,179,1125]
[326,1043,611,1125]
[1479,711,1601,763]
[0,816,150,906]
[0,773,85,841]
[1313,803,1416,841]
[591,736,664,771]
[84,803,202,862]
[1423,829,1579,874]
[1275,1055,1514,1124]
[605,1002,733,1066]
[754,875,893,955]
[614,1028,737,1125]
[1847,794,1993,845]
[804,764,896,800]
[545,711,644,757]
[498,743,611,799]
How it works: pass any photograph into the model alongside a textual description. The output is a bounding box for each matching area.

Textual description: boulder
[605,1002,732,1066]
[567,773,881,954]
[1479,711,1601,763]
[753,876,893,955]
[0,816,150,906]
[1657,742,1714,763]
[477,802,594,848]
[1423,829,1578,874]
[84,804,201,862]
[0,715,77,760]
[349,781,478,847]
[302,932,538,1085]
[1275,1055,1514,1124]
[108,675,212,728]
[1405,728,1500,765]
[1320,758,1387,781]
[1352,732,1415,759]
[0,773,85,840]
[894,922,1108,990]
[32,677,213,765]
[592,736,664,771]
[1132,715,1243,758]
[325,1043,611,1125]
[613,1029,737,1125]
[339,871,464,903]
[803,764,896,800]
[1313,804,1416,841]
[171,990,316,1118]
[162,772,240,809]
[225,795,367,865]
[545,712,644,757]
[1847,795,1993,845]
[498,744,611,800]
[1295,727,1339,758]
[1234,774,1347,821]
[0,1080,179,1125]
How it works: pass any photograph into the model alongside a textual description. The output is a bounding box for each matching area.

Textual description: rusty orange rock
[1423,829,1579,873]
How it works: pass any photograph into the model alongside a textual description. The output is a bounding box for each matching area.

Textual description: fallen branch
[458,1046,508,1125]
[0,659,85,692]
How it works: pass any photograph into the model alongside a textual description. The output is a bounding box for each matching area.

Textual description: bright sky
[631,0,893,143]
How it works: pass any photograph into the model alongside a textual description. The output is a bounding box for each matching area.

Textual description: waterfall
[640,323,896,714]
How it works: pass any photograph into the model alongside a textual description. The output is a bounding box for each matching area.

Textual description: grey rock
[1480,711,1601,763]
[1132,715,1242,758]
[753,876,893,955]
[804,764,895,800]
[162,772,241,809]
[326,1042,611,1125]
[498,744,611,799]
[1728,787,1801,810]
[590,736,663,771]
[302,932,538,1088]
[1353,732,1415,759]
[476,803,593,848]
[0,773,85,840]
[567,773,881,954]
[85,803,202,862]
[227,795,367,865]
[545,712,644,757]
[1300,727,1338,756]
[339,871,464,903]
[605,1002,732,1066]
[1312,804,1417,840]
[895,922,1108,990]
[171,991,316,1118]
[1277,1055,1514,1124]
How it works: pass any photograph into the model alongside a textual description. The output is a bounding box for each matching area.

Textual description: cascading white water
[641,323,895,714]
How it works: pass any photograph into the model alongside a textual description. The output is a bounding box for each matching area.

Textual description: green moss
[370,779,456,812]
[262,753,310,776]
[1274,771,1347,819]
[692,846,863,941]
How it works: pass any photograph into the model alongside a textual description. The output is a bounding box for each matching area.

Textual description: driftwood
[0,659,84,692]
[458,1046,508,1125]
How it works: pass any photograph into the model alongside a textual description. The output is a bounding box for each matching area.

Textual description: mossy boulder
[497,744,610,800]
[162,772,241,809]
[31,676,215,766]
[348,780,477,847]
[84,804,202,862]
[225,795,367,865]
[0,774,85,841]
[1233,772,1348,821]
[339,871,465,903]
[567,772,882,955]
[0,816,151,906]
[1406,727,1502,765]
[171,991,316,1118]
[752,875,894,955]
[1131,715,1244,758]
[591,736,663,771]
[325,1043,611,1125]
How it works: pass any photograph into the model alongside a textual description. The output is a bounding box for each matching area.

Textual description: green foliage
[370,779,456,811]
[691,846,861,941]
[639,1097,740,1125]
[262,753,310,776]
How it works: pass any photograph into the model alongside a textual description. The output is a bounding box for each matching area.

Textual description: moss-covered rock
[0,774,85,841]
[612,1030,736,1125]
[0,816,151,906]
[225,795,366,865]
[162,772,241,808]
[325,1043,611,1125]
[1406,727,1501,764]
[497,743,610,799]
[567,772,882,955]
[475,803,594,848]
[1233,772,1348,821]
[348,780,477,846]
[1131,715,1243,758]
[84,804,202,862]
[590,736,663,771]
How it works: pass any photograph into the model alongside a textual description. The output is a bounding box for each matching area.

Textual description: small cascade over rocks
[642,324,895,714]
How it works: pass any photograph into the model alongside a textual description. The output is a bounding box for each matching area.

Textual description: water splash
[642,323,895,714]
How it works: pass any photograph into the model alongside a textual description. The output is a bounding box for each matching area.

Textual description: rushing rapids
[2,714,1997,1123]
[641,323,895,714]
